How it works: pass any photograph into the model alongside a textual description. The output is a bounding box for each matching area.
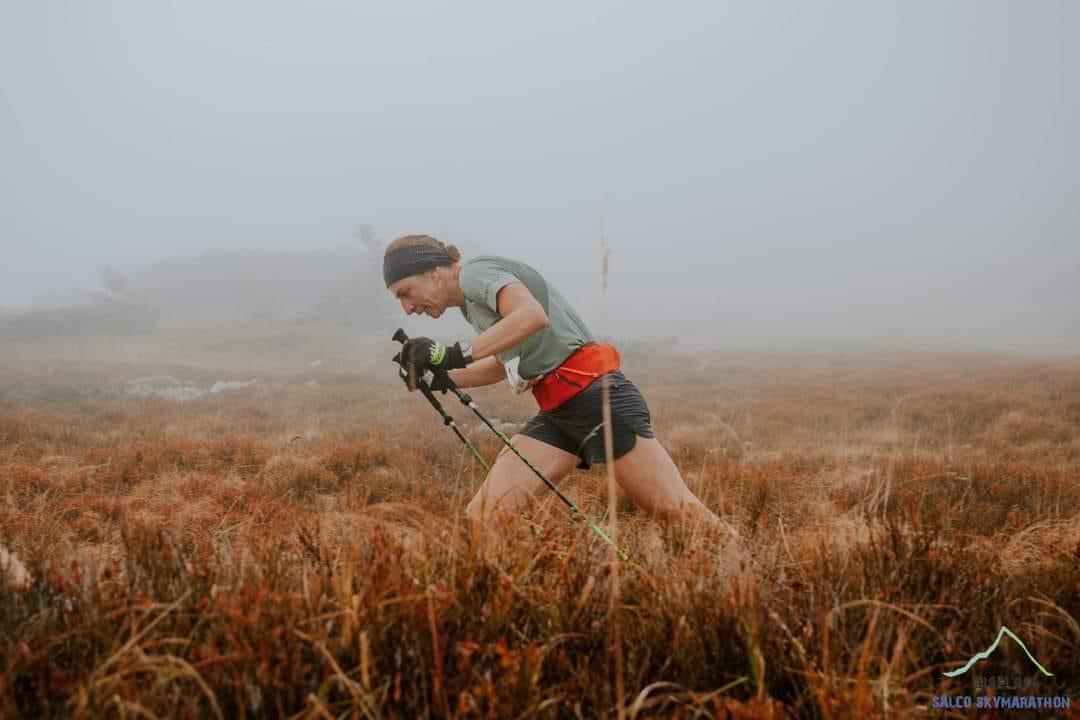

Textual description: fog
[3,1,1078,353]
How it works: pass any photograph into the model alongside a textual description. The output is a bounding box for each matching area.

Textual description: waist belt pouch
[531,343,621,412]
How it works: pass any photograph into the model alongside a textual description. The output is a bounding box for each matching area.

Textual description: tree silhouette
[96,265,127,296]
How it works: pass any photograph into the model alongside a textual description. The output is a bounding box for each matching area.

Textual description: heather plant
[1,354,1078,717]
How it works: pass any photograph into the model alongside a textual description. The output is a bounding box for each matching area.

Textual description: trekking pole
[393,329,629,561]
[394,363,490,471]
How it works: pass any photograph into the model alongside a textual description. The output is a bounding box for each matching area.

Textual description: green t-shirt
[459,255,594,379]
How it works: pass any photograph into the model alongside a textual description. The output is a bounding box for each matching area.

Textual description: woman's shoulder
[459,255,547,310]
[463,255,545,276]
[460,255,524,281]
[463,254,514,268]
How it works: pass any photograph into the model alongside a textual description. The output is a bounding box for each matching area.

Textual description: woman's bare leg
[612,436,739,541]
[465,434,580,537]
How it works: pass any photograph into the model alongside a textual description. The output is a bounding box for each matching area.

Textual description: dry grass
[1,350,1079,717]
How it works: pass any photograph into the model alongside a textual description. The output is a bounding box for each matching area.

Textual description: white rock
[126,376,204,401]
[209,379,258,395]
[126,375,182,393]
[157,387,205,401]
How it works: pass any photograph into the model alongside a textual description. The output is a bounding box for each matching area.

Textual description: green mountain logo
[943,625,1054,678]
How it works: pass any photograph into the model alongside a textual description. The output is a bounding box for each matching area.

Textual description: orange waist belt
[531,342,621,412]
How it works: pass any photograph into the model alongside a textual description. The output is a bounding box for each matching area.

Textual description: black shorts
[519,369,656,470]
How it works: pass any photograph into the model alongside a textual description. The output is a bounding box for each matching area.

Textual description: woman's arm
[469,283,548,361]
[448,355,505,388]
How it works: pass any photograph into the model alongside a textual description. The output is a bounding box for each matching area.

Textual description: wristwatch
[459,340,474,365]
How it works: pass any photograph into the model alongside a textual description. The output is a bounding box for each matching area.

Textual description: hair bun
[383,234,461,265]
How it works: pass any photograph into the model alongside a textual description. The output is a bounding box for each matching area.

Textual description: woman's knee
[466,489,522,534]
[465,467,527,525]
[634,493,702,519]
[465,490,496,525]
[466,434,577,527]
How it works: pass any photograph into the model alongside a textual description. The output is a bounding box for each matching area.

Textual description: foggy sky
[3,1,1078,351]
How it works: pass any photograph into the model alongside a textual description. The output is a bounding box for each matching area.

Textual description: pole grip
[391,328,459,393]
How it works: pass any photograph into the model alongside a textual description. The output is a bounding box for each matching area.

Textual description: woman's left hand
[402,337,470,375]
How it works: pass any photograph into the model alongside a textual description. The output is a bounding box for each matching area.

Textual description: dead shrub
[254,455,339,501]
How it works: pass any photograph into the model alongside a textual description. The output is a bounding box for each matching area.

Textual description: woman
[384,234,737,542]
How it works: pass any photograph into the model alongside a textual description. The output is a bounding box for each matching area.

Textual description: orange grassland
[2,350,1079,718]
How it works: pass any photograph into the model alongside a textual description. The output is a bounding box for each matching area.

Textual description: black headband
[383,245,454,287]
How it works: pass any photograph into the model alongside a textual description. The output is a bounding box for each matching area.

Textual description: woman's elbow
[532,310,550,331]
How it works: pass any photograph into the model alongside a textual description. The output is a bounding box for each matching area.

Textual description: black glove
[401,337,471,375]
[392,351,453,393]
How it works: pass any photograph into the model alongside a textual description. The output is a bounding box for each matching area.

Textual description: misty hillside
[0,243,403,368]
[3,244,399,333]
[127,245,394,330]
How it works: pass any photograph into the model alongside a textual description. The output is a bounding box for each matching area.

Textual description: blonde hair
[385,234,461,263]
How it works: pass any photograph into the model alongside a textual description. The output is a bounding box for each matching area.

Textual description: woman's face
[389,270,446,318]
